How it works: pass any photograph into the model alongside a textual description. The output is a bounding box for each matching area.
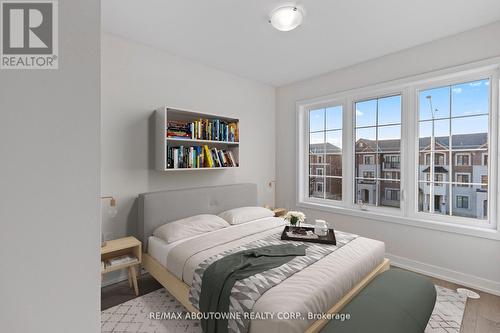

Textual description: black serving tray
[280,226,336,245]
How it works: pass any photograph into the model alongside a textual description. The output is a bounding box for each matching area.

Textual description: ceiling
[102,0,500,87]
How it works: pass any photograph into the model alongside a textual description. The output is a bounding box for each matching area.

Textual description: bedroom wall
[101,33,276,284]
[0,1,101,332]
[276,21,500,294]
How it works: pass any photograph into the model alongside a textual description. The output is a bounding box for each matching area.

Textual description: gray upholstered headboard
[138,183,257,249]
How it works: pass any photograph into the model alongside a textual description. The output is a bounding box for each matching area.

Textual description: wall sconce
[101,196,117,247]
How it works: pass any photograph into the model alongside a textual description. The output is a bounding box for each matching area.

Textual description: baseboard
[387,253,500,296]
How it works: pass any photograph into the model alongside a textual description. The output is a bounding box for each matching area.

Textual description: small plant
[284,211,306,227]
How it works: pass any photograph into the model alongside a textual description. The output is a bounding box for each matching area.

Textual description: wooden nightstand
[101,236,142,296]
[273,208,287,217]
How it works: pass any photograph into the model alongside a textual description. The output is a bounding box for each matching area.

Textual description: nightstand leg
[127,269,132,288]
[130,266,139,296]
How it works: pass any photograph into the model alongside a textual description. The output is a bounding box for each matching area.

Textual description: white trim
[387,253,500,296]
[482,153,488,166]
[424,152,446,165]
[384,188,400,201]
[455,172,472,187]
[455,194,470,209]
[363,154,375,165]
[297,200,499,240]
[455,153,471,166]
[297,61,500,238]
[382,154,401,171]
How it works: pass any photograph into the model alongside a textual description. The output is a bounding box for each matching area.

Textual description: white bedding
[148,216,385,333]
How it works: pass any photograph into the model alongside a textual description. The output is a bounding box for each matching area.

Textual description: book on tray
[167,144,237,169]
[166,119,238,142]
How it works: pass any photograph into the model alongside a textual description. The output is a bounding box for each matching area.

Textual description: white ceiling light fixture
[269,5,304,32]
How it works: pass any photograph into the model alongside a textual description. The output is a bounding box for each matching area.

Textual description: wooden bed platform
[143,253,390,333]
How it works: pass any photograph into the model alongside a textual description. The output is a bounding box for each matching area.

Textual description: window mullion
[343,99,354,208]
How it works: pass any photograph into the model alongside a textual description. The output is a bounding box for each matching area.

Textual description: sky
[310,79,490,148]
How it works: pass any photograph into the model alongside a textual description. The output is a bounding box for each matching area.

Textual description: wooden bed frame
[143,253,390,333]
[138,185,390,332]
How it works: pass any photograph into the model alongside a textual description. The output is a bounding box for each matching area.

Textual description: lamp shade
[269,6,304,32]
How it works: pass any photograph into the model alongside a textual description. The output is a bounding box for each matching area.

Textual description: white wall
[276,21,500,294]
[101,34,276,283]
[0,1,101,333]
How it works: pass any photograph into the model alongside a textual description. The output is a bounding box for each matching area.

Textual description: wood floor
[423,274,500,333]
[101,271,500,333]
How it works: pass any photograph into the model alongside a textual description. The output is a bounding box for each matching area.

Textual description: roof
[310,143,342,154]
[419,133,487,150]
[354,133,487,153]
[422,166,449,173]
[355,138,401,153]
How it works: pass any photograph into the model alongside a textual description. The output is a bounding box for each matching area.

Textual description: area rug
[101,285,466,333]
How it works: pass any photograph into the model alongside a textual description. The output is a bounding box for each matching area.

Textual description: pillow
[153,214,229,243]
[218,206,274,225]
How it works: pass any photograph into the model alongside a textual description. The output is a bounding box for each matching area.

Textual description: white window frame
[382,154,401,171]
[384,188,400,201]
[316,167,324,176]
[297,62,500,240]
[482,153,488,166]
[455,172,471,187]
[455,195,470,209]
[455,153,471,166]
[425,152,446,166]
[363,155,374,165]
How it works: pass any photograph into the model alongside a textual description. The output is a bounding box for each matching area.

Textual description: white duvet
[148,217,385,333]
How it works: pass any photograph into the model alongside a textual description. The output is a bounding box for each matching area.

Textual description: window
[427,173,444,186]
[363,155,374,165]
[483,154,488,166]
[385,171,400,180]
[355,95,402,208]
[418,78,490,220]
[385,189,400,201]
[455,173,470,187]
[299,67,497,231]
[315,182,324,193]
[456,196,469,209]
[425,153,445,166]
[308,105,343,201]
[363,171,375,178]
[455,153,470,166]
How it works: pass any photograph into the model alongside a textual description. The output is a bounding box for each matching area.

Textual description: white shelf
[166,137,239,145]
[163,167,239,171]
[155,106,240,171]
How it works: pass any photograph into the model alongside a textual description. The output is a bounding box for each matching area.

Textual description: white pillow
[218,206,274,225]
[153,214,229,243]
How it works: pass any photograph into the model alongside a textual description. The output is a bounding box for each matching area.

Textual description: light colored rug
[425,285,467,333]
[101,285,467,333]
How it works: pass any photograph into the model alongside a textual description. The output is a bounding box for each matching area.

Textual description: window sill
[297,201,500,241]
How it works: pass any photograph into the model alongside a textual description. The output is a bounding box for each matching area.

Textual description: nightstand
[273,208,287,217]
[101,236,142,296]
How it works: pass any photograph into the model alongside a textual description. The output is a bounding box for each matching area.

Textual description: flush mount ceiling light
[269,6,304,32]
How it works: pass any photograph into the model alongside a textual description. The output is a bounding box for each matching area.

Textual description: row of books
[167,119,239,142]
[167,145,238,169]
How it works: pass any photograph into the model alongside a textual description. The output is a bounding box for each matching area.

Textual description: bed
[138,183,389,333]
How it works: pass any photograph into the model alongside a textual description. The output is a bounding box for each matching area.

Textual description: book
[203,145,214,167]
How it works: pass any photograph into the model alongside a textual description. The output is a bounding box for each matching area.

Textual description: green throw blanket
[199,243,307,333]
